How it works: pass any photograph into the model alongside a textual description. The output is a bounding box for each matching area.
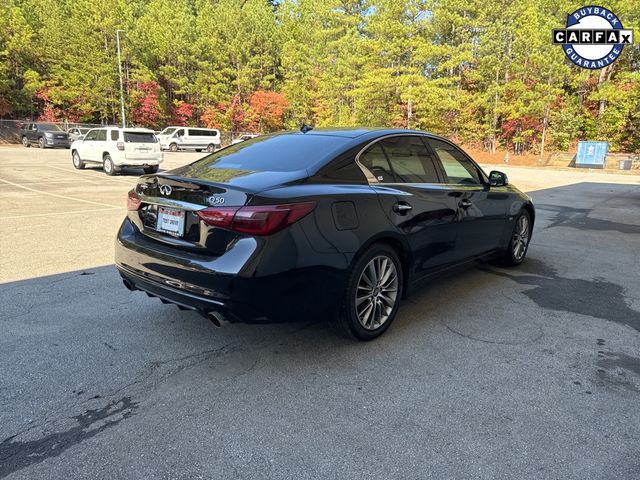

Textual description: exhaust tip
[206,311,225,328]
[122,278,135,291]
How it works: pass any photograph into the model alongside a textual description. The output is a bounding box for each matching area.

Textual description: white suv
[157,127,221,152]
[70,127,163,176]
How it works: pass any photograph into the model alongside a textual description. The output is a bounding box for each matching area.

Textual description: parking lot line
[0,177,121,208]
[44,165,138,185]
[1,207,123,220]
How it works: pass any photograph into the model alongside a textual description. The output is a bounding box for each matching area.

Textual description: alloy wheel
[355,255,399,330]
[512,215,530,261]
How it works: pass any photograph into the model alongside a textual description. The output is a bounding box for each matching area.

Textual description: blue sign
[576,141,609,168]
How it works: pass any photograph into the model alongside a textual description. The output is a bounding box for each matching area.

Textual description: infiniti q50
[116,128,534,340]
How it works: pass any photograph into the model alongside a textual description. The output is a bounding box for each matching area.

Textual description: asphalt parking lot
[1,145,639,479]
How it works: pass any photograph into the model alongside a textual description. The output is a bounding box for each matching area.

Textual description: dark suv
[20,123,70,149]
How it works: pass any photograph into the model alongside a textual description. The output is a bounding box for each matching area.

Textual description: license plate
[137,147,150,153]
[156,207,185,237]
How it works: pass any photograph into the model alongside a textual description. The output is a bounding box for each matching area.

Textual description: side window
[428,139,481,185]
[358,143,396,183]
[85,129,98,141]
[176,129,185,138]
[379,136,440,183]
[110,130,119,141]
[95,130,107,141]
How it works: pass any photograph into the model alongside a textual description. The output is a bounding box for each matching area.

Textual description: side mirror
[489,170,508,187]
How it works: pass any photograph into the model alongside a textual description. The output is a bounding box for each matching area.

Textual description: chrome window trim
[354,132,488,188]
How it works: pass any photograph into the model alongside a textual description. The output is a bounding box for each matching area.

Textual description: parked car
[116,128,534,340]
[231,133,259,145]
[157,127,221,152]
[70,127,163,176]
[67,127,91,142]
[20,123,70,148]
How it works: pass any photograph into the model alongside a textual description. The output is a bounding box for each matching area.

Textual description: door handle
[459,199,473,209]
[393,202,413,215]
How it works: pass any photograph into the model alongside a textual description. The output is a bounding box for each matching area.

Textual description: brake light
[197,202,316,235]
[117,142,125,151]
[196,206,239,229]
[127,189,142,211]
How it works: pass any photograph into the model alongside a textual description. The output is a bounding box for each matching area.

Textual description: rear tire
[143,165,159,174]
[206,144,215,153]
[169,143,178,152]
[72,151,85,169]
[331,243,403,341]
[103,155,117,176]
[22,136,30,148]
[496,210,531,267]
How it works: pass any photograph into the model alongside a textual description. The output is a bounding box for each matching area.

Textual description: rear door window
[124,132,157,143]
[110,130,120,141]
[379,136,441,183]
[359,143,396,182]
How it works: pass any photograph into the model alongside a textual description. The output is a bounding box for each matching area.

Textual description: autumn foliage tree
[2,0,639,152]
[247,91,288,133]
[130,81,164,128]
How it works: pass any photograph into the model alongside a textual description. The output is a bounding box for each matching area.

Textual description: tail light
[117,142,125,151]
[127,189,142,211]
[197,202,316,236]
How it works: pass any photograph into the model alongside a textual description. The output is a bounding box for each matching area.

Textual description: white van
[157,127,221,152]
[70,127,163,176]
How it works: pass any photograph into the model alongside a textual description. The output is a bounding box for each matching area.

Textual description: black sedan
[116,128,534,340]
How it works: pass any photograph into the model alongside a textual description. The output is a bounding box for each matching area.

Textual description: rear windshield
[193,134,349,172]
[40,124,63,131]
[124,132,157,143]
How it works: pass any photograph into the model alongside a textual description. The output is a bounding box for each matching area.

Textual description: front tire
[331,243,403,341]
[498,210,532,267]
[103,155,117,176]
[38,137,46,148]
[72,151,85,169]
[22,136,30,147]
[169,143,178,152]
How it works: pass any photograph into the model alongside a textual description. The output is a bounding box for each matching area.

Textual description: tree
[247,90,288,132]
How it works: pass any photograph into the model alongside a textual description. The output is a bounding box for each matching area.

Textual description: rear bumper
[44,138,70,147]
[115,217,348,323]
[114,154,164,167]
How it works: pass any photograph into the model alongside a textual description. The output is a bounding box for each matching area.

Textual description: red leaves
[246,91,288,132]
[171,100,195,126]
[200,91,288,133]
[130,81,163,127]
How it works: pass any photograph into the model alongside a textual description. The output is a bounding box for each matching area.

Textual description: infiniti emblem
[159,184,172,196]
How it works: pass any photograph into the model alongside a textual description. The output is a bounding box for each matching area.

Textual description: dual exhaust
[121,278,226,327]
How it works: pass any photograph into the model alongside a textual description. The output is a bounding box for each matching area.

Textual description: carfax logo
[553,5,634,69]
